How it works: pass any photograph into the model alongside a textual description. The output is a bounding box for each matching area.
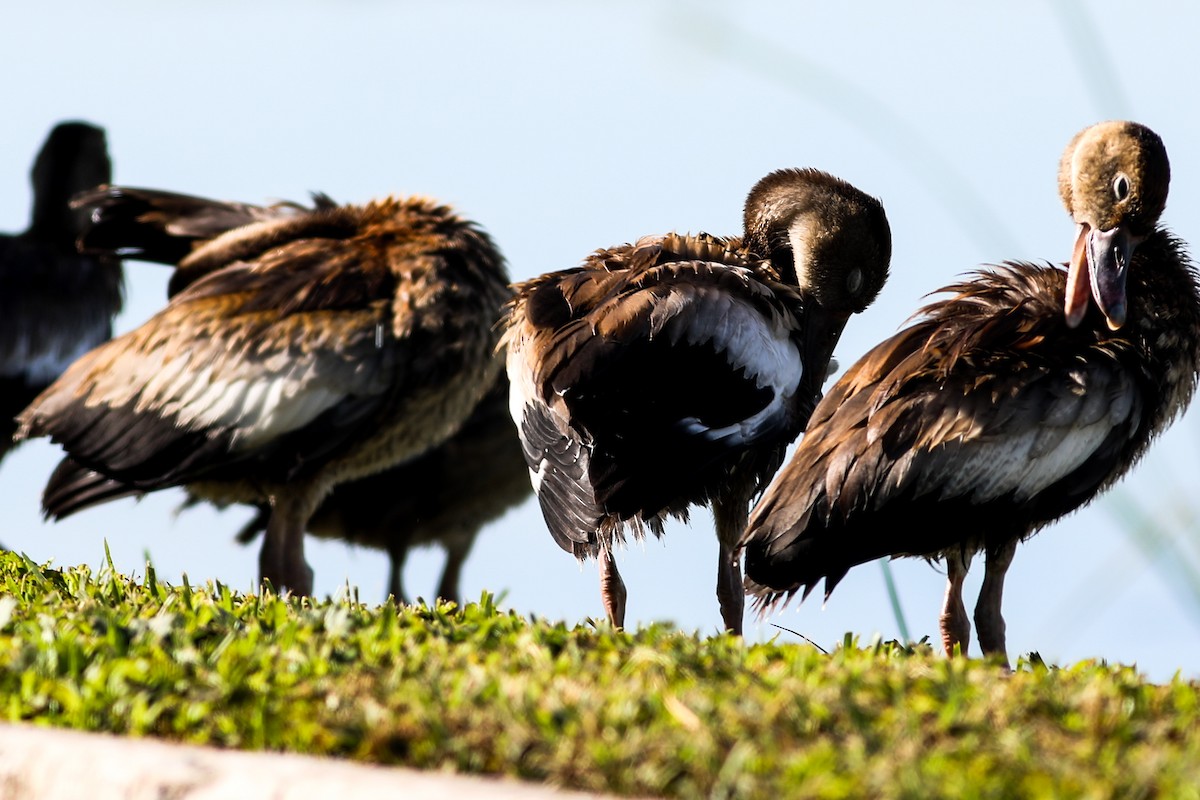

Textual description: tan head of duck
[1059,120,1170,330]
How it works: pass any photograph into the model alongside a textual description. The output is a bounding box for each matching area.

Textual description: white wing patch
[506,326,559,496]
[77,325,362,452]
[528,459,547,493]
[168,359,345,449]
[663,293,804,445]
[927,366,1139,503]
[933,421,1113,503]
[505,337,541,438]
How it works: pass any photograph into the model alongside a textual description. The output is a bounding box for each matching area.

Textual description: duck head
[741,167,892,383]
[1059,120,1169,330]
[29,121,111,240]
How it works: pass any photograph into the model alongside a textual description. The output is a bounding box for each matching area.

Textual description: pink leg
[940,549,972,657]
[974,539,1017,665]
[598,546,627,628]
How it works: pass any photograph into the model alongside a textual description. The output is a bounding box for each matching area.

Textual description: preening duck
[1,122,119,467]
[502,168,891,633]
[228,371,529,604]
[18,185,510,597]
[740,121,1200,662]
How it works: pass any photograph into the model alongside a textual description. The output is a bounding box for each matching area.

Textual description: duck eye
[1113,173,1131,202]
[846,268,864,295]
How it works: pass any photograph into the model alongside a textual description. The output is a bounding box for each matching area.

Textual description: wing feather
[18,235,406,488]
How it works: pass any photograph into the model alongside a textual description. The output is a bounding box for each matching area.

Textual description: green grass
[0,550,1197,799]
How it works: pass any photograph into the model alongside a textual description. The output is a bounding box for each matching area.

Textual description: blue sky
[3,2,1199,680]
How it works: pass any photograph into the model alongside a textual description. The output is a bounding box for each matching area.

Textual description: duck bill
[801,308,851,392]
[1064,222,1132,330]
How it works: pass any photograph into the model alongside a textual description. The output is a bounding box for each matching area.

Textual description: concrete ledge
[0,723,619,800]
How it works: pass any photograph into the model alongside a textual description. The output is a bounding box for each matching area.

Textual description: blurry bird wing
[17,238,407,488]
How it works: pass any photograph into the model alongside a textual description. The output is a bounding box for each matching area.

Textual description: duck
[17,184,511,597]
[226,370,530,605]
[0,121,120,468]
[740,121,1200,662]
[501,168,891,634]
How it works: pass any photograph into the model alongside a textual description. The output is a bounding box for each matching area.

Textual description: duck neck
[1125,227,1200,420]
[1127,229,1200,332]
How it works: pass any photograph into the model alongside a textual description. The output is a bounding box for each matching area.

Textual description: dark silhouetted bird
[503,168,891,633]
[1,122,119,468]
[17,185,511,597]
[741,121,1200,662]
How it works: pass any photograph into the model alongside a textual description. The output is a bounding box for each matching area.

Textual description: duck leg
[260,494,314,597]
[712,498,748,636]
[435,534,476,606]
[385,540,410,605]
[597,544,627,628]
[940,548,972,656]
[974,538,1017,663]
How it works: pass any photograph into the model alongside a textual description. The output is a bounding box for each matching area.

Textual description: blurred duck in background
[502,168,891,634]
[228,371,530,605]
[741,121,1200,664]
[1,122,120,470]
[18,185,511,597]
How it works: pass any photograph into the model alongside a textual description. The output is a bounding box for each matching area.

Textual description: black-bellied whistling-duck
[1,122,119,467]
[502,168,891,634]
[227,371,529,604]
[17,185,511,597]
[741,121,1200,662]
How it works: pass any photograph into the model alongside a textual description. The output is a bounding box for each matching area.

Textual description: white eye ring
[847,268,863,295]
[1113,173,1131,202]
